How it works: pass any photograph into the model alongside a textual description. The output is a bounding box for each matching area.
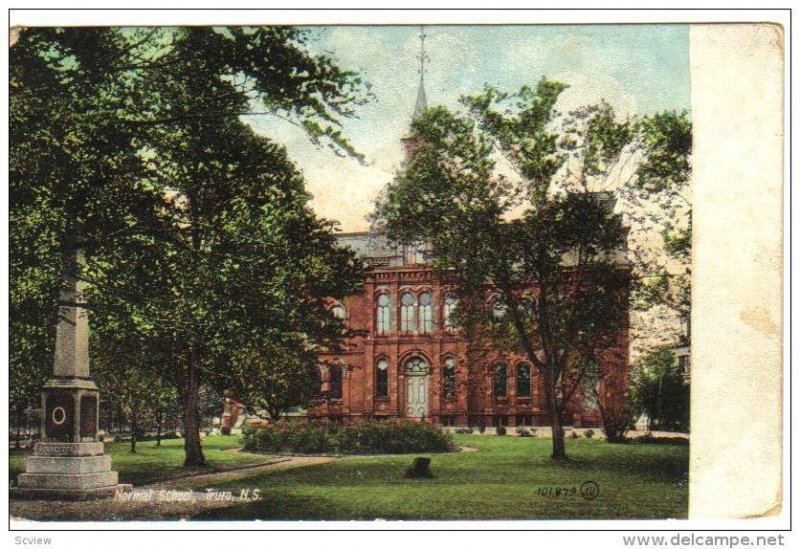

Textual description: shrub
[220,426,231,436]
[242,420,455,455]
[455,427,474,434]
[634,434,689,446]
[478,423,486,434]
[516,428,532,437]
[569,430,579,439]
[584,429,595,439]
[496,425,507,436]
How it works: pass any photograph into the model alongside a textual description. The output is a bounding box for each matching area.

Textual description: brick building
[307,34,629,428]
[307,232,630,428]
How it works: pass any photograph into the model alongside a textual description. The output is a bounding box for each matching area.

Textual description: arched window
[493,363,508,398]
[490,295,507,319]
[376,358,389,398]
[516,362,532,397]
[332,303,347,320]
[329,365,343,399]
[419,292,434,334]
[405,356,428,375]
[400,292,417,333]
[443,293,458,331]
[442,357,456,397]
[376,294,391,335]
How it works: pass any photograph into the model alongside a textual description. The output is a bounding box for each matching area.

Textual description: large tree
[619,111,692,351]
[10,26,368,466]
[629,349,690,432]
[10,28,156,430]
[375,80,688,459]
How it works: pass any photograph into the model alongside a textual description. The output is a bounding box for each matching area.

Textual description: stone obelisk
[15,245,130,500]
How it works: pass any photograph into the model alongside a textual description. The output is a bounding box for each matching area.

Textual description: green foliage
[10,26,369,466]
[583,102,633,176]
[635,111,692,192]
[375,80,634,460]
[629,350,690,432]
[242,421,455,455]
[624,110,692,345]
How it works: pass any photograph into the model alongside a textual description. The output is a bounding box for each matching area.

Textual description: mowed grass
[10,434,688,520]
[10,435,276,486]
[191,434,688,520]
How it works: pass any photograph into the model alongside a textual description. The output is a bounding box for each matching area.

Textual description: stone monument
[14,246,130,500]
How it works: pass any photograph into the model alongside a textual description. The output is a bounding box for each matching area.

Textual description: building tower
[402,26,429,157]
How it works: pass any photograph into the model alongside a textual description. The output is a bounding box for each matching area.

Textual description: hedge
[242,420,455,455]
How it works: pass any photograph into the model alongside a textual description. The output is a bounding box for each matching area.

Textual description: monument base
[13,441,131,501]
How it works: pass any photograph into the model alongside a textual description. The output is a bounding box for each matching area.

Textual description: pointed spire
[412,25,428,119]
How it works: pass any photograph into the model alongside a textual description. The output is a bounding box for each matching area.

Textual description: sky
[246,25,691,232]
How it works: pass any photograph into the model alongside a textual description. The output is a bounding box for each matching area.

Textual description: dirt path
[10,456,333,523]
[145,455,332,489]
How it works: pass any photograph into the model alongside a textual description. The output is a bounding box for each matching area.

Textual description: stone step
[34,441,105,457]
[25,454,112,474]
[18,470,118,490]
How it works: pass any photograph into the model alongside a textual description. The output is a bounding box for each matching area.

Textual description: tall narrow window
[419,292,433,334]
[443,293,458,331]
[516,362,531,397]
[329,365,343,399]
[376,359,389,398]
[493,363,508,398]
[442,357,456,397]
[400,292,417,333]
[376,294,391,335]
[581,358,601,412]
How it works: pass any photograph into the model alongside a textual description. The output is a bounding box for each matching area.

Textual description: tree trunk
[543,367,567,461]
[130,413,137,454]
[181,350,206,467]
[155,407,163,446]
[550,409,566,461]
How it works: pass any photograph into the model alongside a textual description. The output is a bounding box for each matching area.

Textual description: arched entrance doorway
[404,356,430,418]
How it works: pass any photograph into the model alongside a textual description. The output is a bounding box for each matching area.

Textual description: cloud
[552,70,638,116]
[244,26,686,232]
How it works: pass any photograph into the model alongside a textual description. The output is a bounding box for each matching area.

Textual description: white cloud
[552,70,638,116]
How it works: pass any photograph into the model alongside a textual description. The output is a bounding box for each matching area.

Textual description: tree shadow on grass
[191,490,339,521]
[557,449,689,484]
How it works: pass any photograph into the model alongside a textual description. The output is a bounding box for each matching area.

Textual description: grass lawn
[189,434,689,520]
[10,435,277,486]
[10,434,688,520]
